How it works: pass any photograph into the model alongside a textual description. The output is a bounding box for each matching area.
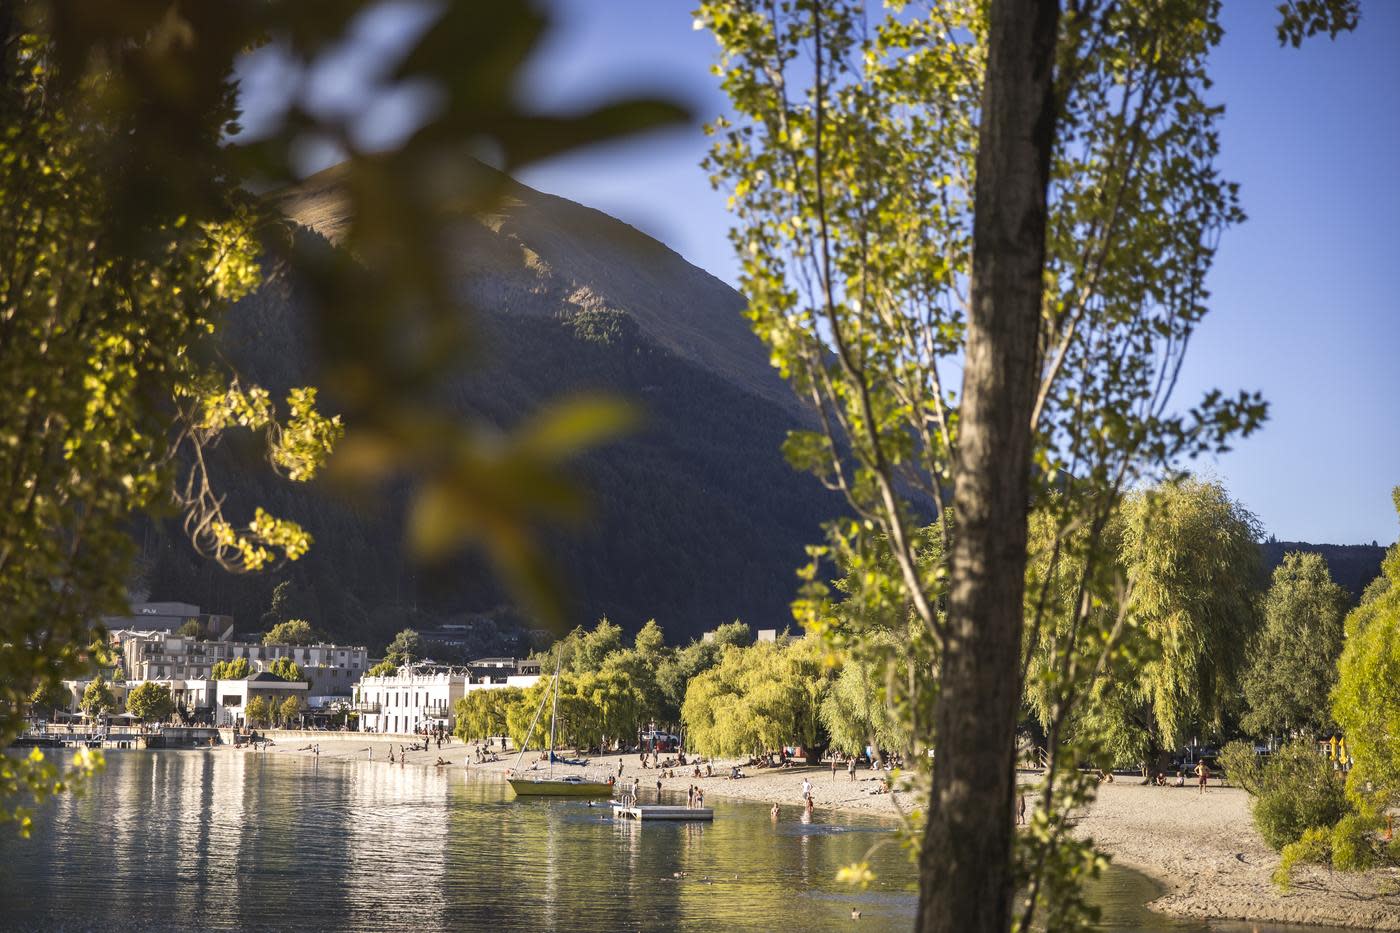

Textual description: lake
[0,752,1354,932]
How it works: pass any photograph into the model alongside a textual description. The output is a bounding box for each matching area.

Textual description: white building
[355,666,540,735]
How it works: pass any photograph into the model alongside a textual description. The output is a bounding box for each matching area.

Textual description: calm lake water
[0,752,1354,932]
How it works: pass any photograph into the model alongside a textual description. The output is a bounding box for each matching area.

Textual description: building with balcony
[354,663,540,735]
[117,631,369,696]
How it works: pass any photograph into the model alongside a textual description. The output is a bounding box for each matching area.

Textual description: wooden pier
[612,793,713,822]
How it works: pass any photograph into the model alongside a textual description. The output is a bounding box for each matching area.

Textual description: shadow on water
[0,751,1363,933]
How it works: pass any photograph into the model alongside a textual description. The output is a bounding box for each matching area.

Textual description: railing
[351,702,381,713]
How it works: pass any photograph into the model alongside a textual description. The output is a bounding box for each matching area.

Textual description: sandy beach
[253,736,1399,929]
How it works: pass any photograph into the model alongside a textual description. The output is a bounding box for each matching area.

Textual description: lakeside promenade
[241,735,1399,931]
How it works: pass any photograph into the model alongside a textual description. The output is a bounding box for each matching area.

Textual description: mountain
[137,161,833,653]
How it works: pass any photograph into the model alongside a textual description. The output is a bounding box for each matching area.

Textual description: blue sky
[239,1,1400,545]
[514,1,1400,546]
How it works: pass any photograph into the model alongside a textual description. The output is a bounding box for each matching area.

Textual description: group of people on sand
[1151,760,1212,793]
[1093,759,1212,793]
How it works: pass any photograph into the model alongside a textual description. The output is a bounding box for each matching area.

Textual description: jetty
[612,792,713,822]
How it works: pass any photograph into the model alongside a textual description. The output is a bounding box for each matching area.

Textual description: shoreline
[244,737,1398,930]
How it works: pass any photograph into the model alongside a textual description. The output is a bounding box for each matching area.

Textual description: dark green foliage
[1258,541,1385,602]
[384,630,421,667]
[140,263,831,647]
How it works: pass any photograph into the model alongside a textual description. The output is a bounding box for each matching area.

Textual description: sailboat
[506,655,615,798]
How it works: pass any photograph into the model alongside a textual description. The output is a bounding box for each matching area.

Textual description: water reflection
[0,752,1362,933]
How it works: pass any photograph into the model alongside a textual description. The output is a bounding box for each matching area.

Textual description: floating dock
[612,804,713,822]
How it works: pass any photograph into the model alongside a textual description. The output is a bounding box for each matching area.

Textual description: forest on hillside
[135,250,833,652]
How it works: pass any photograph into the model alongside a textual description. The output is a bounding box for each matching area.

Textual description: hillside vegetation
[137,163,831,651]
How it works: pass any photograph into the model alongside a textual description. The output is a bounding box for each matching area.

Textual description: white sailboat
[506,655,614,798]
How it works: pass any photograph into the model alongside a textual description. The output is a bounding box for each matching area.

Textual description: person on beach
[1195,760,1209,794]
[388,747,395,764]
[1174,770,1186,787]
[805,795,814,815]
[848,758,857,782]
[831,756,839,781]
[1017,792,1026,825]
[801,777,812,802]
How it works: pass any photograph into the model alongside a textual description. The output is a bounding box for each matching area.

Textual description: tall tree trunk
[917,1,1060,931]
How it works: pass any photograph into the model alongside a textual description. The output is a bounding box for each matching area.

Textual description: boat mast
[548,654,561,777]
[510,651,561,775]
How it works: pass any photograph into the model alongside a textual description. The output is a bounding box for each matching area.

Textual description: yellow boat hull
[508,777,615,797]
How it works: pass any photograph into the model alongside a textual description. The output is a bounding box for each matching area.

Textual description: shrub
[1218,740,1262,793]
[1247,742,1348,851]
[1274,826,1330,890]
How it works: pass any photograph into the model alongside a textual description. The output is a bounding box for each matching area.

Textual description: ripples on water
[0,751,919,932]
[0,752,1360,933]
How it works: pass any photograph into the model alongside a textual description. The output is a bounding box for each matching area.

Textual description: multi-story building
[118,632,369,697]
[354,663,540,735]
[101,602,234,638]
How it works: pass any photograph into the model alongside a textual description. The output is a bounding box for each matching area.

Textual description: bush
[1274,826,1330,890]
[1218,740,1262,793]
[1247,742,1348,851]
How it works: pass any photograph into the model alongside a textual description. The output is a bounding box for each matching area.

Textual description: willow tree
[699,1,1353,928]
[454,687,523,743]
[682,639,833,757]
[1242,552,1350,738]
[1026,480,1262,774]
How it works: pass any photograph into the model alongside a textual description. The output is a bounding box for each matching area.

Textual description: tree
[696,1,1289,925]
[601,649,666,730]
[126,683,174,724]
[278,695,304,728]
[367,660,397,678]
[454,687,523,742]
[2,1,681,835]
[682,639,834,757]
[28,683,69,718]
[571,618,624,673]
[710,621,752,650]
[268,658,305,683]
[177,620,204,638]
[634,619,667,658]
[1242,553,1350,737]
[264,619,316,647]
[244,697,273,729]
[212,658,250,681]
[260,580,314,631]
[385,629,421,668]
[79,679,117,720]
[1332,487,1400,819]
[820,642,909,758]
[1027,481,1262,773]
